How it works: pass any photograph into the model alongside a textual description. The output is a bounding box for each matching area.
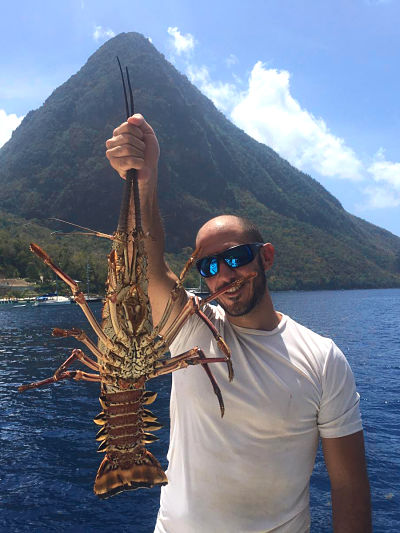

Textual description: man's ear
[261,243,275,271]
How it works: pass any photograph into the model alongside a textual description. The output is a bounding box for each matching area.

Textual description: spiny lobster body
[92,220,169,497]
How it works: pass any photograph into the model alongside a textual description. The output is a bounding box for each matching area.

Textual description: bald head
[196,215,264,250]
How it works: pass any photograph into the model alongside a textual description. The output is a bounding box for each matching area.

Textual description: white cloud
[368,148,400,189]
[230,62,363,181]
[0,109,24,148]
[187,65,239,113]
[167,27,195,55]
[188,60,363,181]
[226,54,238,68]
[359,149,400,209]
[360,186,400,209]
[93,25,115,42]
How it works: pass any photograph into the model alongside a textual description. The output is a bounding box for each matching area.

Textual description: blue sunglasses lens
[224,246,252,268]
[199,257,218,277]
[209,258,218,276]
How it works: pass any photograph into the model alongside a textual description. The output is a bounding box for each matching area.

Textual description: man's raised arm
[105,114,187,327]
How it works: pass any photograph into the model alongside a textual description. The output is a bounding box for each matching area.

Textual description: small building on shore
[0,278,36,296]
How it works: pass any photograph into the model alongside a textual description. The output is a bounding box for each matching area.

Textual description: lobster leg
[158,294,233,381]
[54,348,100,375]
[18,369,101,392]
[147,291,234,402]
[192,295,233,381]
[51,328,124,368]
[18,348,101,392]
[159,296,196,347]
[150,347,226,416]
[152,248,200,337]
[155,293,234,372]
[149,276,261,405]
[150,347,230,376]
[30,243,122,356]
[155,273,257,348]
[199,272,257,307]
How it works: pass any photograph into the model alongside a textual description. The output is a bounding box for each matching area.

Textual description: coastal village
[0,278,36,303]
[0,277,102,304]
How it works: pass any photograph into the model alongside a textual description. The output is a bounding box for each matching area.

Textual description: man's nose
[218,259,239,279]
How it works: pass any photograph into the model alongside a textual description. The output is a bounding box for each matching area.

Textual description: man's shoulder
[280,314,340,378]
[284,314,334,350]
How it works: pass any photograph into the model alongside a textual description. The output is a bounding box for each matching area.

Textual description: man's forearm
[140,171,167,269]
[331,482,372,532]
[138,169,184,325]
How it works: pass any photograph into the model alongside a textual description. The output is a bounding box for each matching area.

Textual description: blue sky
[1,0,399,236]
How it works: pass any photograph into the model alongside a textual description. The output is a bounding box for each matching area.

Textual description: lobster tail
[94,450,167,499]
[93,387,167,498]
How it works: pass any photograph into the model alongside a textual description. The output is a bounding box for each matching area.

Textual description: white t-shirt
[154,304,362,533]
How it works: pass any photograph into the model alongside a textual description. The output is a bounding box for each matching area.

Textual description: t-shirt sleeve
[317,341,363,438]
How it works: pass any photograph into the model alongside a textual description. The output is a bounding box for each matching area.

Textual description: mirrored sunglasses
[196,243,264,278]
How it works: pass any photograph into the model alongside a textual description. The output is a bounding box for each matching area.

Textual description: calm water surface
[0,289,399,532]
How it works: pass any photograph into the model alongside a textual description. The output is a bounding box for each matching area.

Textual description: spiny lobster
[19,59,255,498]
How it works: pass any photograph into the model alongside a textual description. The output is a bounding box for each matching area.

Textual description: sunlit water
[0,289,399,532]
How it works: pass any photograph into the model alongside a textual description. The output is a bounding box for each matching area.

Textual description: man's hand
[105,114,160,183]
[322,431,372,532]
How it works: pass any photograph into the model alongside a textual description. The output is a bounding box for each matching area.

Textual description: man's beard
[216,257,267,317]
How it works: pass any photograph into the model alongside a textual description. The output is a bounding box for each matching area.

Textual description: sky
[1,0,399,237]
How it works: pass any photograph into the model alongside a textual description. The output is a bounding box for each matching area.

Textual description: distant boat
[186,275,209,299]
[186,289,210,299]
[84,295,103,302]
[33,294,72,306]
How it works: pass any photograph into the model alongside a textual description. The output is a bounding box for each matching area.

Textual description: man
[106,114,372,533]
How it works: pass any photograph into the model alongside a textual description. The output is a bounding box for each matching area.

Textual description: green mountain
[1,32,400,290]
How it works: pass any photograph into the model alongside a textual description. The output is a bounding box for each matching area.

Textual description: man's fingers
[107,155,145,176]
[105,133,145,151]
[111,114,154,138]
[127,114,156,136]
[106,144,143,159]
[112,121,144,139]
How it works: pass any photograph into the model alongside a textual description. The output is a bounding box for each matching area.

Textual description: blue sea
[0,289,399,532]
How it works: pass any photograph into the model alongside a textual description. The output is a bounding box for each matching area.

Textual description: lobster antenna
[124,67,141,231]
[116,59,141,233]
[116,56,129,119]
[126,66,134,116]
[49,218,113,240]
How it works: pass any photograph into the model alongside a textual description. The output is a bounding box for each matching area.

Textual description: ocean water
[0,289,399,532]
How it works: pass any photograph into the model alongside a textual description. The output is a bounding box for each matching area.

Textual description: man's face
[196,219,269,318]
[212,253,267,317]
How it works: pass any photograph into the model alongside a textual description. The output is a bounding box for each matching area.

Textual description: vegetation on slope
[0,212,109,295]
